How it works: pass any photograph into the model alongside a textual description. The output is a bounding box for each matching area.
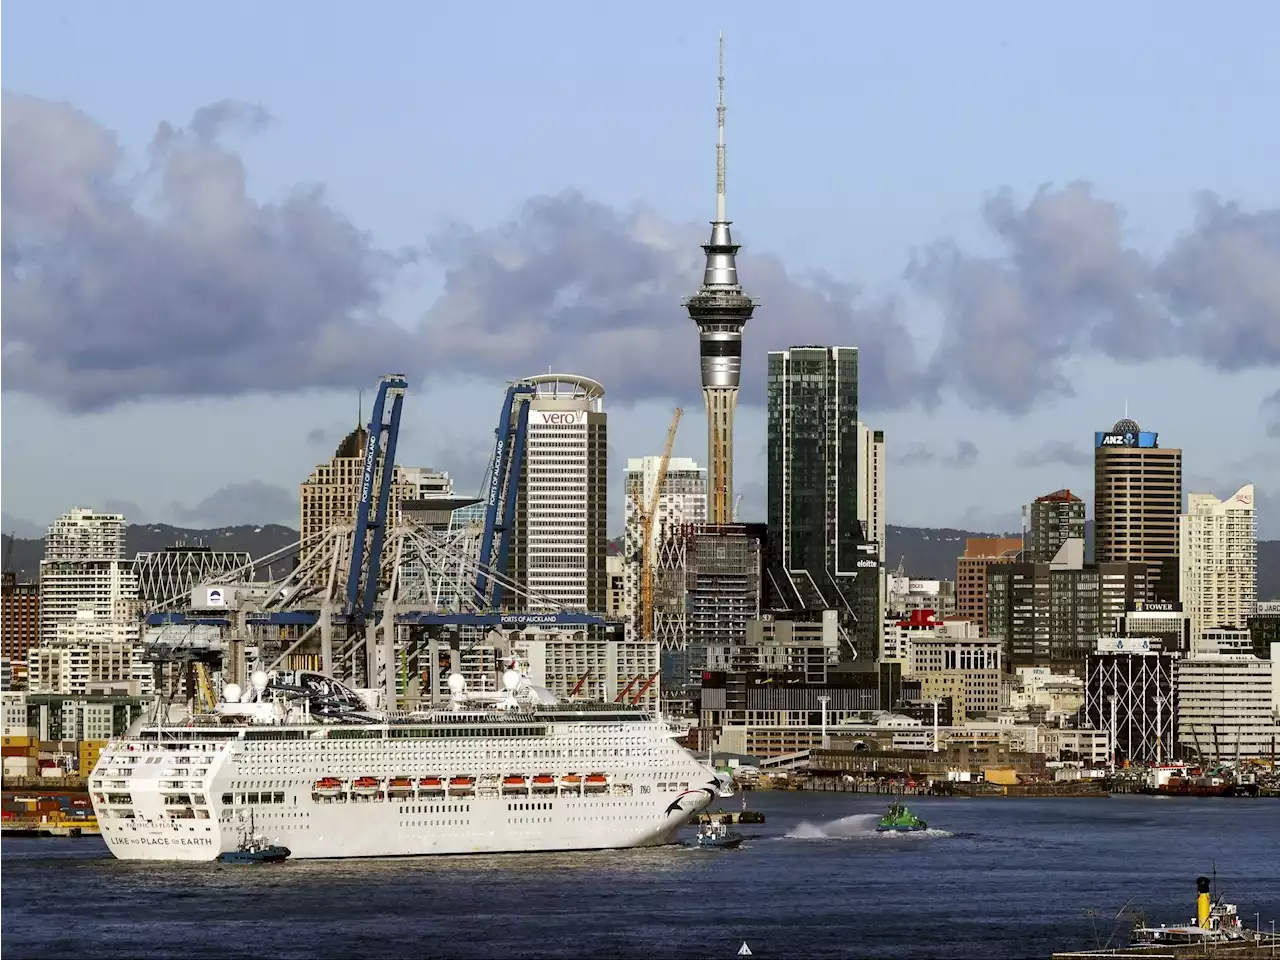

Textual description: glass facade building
[765,346,882,662]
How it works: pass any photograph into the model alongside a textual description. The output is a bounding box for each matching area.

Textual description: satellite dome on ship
[1112,418,1140,434]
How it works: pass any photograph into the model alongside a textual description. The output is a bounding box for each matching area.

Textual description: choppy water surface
[4,793,1278,959]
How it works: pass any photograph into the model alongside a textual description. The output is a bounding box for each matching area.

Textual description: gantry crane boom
[638,408,682,641]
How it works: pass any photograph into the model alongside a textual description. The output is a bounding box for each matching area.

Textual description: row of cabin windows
[221,792,286,805]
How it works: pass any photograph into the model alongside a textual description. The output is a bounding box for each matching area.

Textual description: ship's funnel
[1196,876,1211,928]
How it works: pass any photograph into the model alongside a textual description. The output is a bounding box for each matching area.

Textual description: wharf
[2,819,100,837]
[793,777,959,796]
[792,776,1108,798]
[1052,934,1280,958]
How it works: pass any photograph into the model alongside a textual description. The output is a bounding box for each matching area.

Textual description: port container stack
[2,734,40,780]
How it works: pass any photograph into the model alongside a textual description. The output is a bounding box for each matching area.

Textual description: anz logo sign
[1099,432,1134,447]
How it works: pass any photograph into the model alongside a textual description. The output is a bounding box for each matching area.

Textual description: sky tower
[684,34,758,526]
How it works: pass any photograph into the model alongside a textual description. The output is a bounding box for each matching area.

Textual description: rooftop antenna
[716,31,726,223]
[358,389,364,428]
[1124,398,1129,419]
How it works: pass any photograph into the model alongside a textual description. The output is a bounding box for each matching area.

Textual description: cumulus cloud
[1015,440,1092,468]
[908,183,1160,413]
[909,183,1280,414]
[1,94,415,412]
[892,439,979,468]
[5,95,1278,421]
[169,481,296,528]
[421,191,924,409]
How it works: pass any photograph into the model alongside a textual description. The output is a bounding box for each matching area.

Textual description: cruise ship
[89,664,722,861]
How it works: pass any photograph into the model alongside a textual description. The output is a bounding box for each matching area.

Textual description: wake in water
[785,813,953,840]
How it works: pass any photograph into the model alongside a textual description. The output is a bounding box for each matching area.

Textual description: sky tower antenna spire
[716,32,727,223]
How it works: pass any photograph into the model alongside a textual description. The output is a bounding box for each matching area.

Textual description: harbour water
[3,793,1278,959]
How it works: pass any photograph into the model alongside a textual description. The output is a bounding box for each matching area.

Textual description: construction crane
[634,408,682,641]
[343,373,408,627]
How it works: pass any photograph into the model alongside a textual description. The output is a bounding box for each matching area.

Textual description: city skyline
[3,2,1278,539]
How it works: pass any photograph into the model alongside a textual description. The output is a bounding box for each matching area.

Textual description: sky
[3,0,1278,543]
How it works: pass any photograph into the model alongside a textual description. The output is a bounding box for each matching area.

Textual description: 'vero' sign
[536,410,585,426]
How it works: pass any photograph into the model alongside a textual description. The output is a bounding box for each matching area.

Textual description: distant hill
[886,523,1280,601]
[5,523,1278,601]
[3,524,299,581]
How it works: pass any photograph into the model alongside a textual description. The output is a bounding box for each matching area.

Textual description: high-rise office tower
[856,423,887,634]
[1024,488,1086,563]
[766,346,882,661]
[1180,483,1257,651]
[300,432,451,545]
[684,36,757,525]
[856,424,886,556]
[2,572,39,675]
[1093,418,1182,603]
[956,537,1023,637]
[508,374,608,613]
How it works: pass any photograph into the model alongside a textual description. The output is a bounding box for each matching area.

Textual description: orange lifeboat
[313,777,342,797]
[388,777,414,796]
[419,777,444,791]
[532,774,556,788]
[561,774,582,786]
[585,773,608,784]
[448,776,475,794]
[503,776,527,787]
[352,776,379,797]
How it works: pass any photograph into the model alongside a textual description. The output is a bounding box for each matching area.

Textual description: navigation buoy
[737,943,752,957]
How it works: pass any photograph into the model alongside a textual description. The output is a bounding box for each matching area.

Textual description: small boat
[584,773,608,790]
[418,777,444,792]
[448,776,475,794]
[388,777,414,796]
[875,800,928,833]
[532,774,556,790]
[691,820,745,850]
[313,777,342,798]
[503,776,527,788]
[561,774,582,787]
[218,811,290,865]
[352,777,379,797]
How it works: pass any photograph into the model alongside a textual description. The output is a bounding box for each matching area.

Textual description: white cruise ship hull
[91,707,719,862]
[101,791,707,861]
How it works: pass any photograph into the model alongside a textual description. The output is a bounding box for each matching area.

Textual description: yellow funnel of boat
[1196,876,1211,928]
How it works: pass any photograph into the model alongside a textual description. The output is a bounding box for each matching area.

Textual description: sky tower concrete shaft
[683,34,757,525]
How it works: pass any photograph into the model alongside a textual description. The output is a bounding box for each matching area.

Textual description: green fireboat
[875,801,928,833]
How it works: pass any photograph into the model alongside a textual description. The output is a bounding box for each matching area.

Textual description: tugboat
[691,820,745,849]
[218,811,291,865]
[875,799,928,833]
